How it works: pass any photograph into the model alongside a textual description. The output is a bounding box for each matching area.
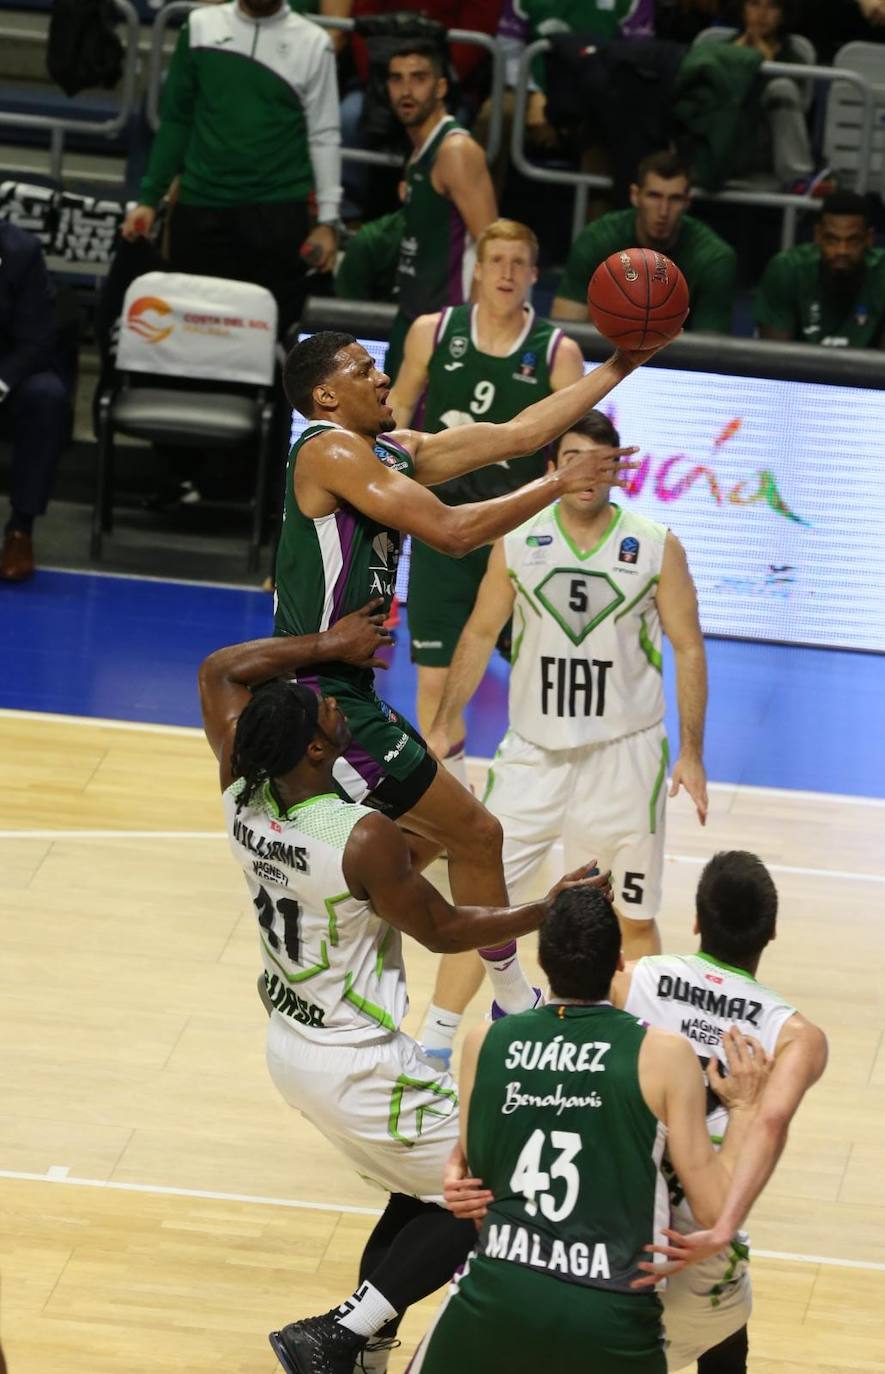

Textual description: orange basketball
[587,247,689,349]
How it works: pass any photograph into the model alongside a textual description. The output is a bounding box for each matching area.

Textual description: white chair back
[823,43,885,197]
[117,272,277,386]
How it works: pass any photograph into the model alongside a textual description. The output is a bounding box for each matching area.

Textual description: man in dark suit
[0,221,71,580]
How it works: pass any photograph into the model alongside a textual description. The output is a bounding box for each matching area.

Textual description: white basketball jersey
[222,783,408,1045]
[503,504,667,749]
[626,952,796,1291]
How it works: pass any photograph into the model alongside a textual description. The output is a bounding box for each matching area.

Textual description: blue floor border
[2,568,883,799]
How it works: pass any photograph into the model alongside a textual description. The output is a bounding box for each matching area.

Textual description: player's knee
[15,370,69,415]
[471,805,504,858]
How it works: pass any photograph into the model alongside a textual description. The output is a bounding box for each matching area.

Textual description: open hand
[669,754,708,825]
[708,1027,772,1111]
[630,1224,733,1288]
[557,444,640,493]
[547,862,614,906]
[327,598,393,671]
[444,1173,494,1222]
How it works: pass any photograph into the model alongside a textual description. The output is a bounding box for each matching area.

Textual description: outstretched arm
[301,427,637,558]
[657,532,708,825]
[198,601,393,790]
[427,541,515,759]
[343,812,608,954]
[409,350,648,486]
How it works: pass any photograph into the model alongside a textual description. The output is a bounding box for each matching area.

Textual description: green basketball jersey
[423,303,565,506]
[395,115,473,324]
[274,421,414,677]
[755,241,885,347]
[468,1003,669,1293]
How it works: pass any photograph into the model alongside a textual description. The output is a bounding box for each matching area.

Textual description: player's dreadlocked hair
[231,680,320,808]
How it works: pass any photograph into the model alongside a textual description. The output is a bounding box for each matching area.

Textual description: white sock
[480,939,536,1013]
[442,739,468,789]
[335,1280,397,1338]
[420,1003,463,1052]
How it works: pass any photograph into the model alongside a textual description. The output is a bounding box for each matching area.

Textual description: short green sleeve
[557,226,605,305]
[754,253,798,335]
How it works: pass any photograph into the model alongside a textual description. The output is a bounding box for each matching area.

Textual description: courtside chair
[92,270,278,570]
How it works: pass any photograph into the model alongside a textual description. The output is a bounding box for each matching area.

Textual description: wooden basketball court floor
[2,709,884,1374]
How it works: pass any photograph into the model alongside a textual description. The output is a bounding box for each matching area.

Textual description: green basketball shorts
[410,1255,667,1374]
[408,540,493,668]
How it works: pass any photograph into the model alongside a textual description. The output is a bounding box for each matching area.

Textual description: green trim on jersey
[263,934,330,983]
[507,568,541,617]
[615,574,660,622]
[375,926,394,980]
[535,568,626,646]
[343,971,396,1032]
[695,951,758,983]
[553,503,623,562]
[324,891,350,947]
[263,784,340,821]
[388,1073,459,1146]
[648,737,670,835]
[639,613,663,672]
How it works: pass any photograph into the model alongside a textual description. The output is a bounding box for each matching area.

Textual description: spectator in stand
[385,40,497,381]
[334,208,405,302]
[801,0,885,63]
[730,0,815,189]
[345,0,503,109]
[552,151,737,333]
[755,190,885,347]
[0,222,71,582]
[122,0,341,335]
[335,0,502,219]
[656,0,723,42]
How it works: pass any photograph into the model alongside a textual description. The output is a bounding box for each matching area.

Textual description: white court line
[0,1168,379,1218]
[1,1167,883,1274]
[2,829,883,885]
[0,708,204,737]
[3,709,884,808]
[664,855,885,885]
[41,564,268,594]
[0,830,227,840]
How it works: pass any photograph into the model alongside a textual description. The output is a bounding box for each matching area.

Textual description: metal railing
[301,294,885,391]
[147,4,505,167]
[0,0,141,184]
[511,40,877,251]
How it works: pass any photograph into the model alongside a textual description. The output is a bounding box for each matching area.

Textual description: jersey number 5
[254,885,302,963]
[509,1128,582,1222]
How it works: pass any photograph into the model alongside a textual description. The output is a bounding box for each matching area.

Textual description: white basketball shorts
[482,721,669,920]
[265,1012,459,1204]
[663,1257,752,1369]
